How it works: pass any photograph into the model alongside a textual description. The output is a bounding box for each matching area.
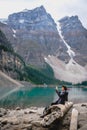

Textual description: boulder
[0,108,7,117]
[0,102,73,130]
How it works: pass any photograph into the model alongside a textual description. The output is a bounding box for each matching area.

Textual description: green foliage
[0,29,25,80]
[12,52,25,66]
[39,63,54,78]
[24,65,70,85]
[0,30,8,44]
[78,81,87,86]
[0,30,13,51]
[14,68,24,81]
[0,44,13,52]
[0,29,71,85]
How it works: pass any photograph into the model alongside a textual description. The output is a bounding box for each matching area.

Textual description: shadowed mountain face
[0,6,87,68]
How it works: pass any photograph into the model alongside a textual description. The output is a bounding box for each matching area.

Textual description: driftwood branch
[70,108,78,130]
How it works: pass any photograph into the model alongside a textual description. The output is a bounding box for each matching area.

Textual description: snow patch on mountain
[45,21,87,84]
[0,18,7,24]
[19,19,25,24]
[12,29,16,38]
[57,22,75,59]
[12,29,16,34]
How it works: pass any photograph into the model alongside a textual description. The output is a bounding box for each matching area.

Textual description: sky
[0,0,87,28]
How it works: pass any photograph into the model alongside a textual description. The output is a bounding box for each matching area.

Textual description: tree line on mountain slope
[0,29,72,85]
[0,30,26,80]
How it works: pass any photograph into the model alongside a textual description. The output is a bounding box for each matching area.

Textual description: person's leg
[40,106,50,118]
[51,100,58,105]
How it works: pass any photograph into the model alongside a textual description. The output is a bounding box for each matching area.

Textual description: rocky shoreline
[0,103,87,130]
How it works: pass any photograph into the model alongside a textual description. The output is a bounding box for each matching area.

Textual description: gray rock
[1,119,8,125]
[24,111,28,114]
[81,104,87,107]
[21,124,32,130]
[0,113,3,117]
[0,108,7,117]
[16,107,21,110]
[78,124,87,130]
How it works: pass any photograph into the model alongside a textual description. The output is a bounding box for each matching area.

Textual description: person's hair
[62,86,67,91]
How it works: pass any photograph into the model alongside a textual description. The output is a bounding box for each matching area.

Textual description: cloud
[46,0,87,28]
[0,0,87,28]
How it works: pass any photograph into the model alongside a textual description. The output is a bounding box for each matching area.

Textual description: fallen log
[41,102,73,127]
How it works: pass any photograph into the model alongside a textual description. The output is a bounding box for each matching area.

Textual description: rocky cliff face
[0,29,25,80]
[6,6,67,67]
[0,7,87,68]
[8,6,56,32]
[58,16,87,66]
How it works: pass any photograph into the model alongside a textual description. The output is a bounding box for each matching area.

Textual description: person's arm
[56,89,60,97]
[55,86,61,97]
[56,87,65,98]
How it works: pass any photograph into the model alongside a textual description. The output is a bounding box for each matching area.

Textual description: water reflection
[0,86,87,108]
[0,87,55,108]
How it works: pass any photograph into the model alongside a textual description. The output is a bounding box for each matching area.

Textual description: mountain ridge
[0,6,87,84]
[4,6,67,67]
[58,15,87,66]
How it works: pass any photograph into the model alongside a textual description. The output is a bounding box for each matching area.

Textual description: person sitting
[51,85,68,105]
[41,86,68,118]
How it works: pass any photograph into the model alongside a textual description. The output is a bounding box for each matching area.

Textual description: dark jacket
[56,90,68,104]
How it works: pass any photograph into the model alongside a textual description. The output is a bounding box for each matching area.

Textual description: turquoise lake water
[0,85,87,108]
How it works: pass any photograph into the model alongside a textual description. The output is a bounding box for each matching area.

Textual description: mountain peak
[57,15,87,66]
[8,5,56,31]
[21,5,46,14]
[34,5,45,10]
[22,9,29,12]
[59,15,79,23]
[32,5,46,14]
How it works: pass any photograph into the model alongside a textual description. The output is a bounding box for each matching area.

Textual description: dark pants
[51,100,58,105]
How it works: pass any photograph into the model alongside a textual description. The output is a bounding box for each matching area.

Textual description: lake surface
[0,85,87,108]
